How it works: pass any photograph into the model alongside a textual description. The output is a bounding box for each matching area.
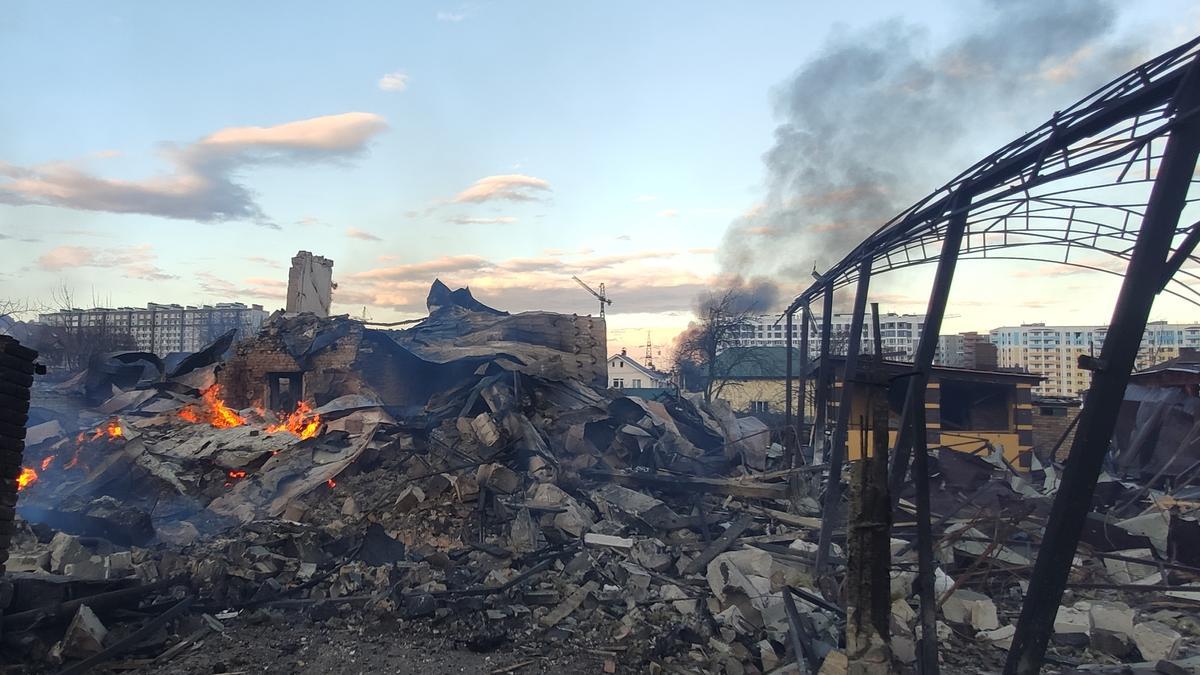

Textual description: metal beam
[888,198,971,504]
[813,288,835,463]
[799,304,811,450]
[815,259,872,575]
[1005,55,1200,675]
[786,308,795,464]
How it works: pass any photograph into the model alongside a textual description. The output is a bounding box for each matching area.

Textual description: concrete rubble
[1,282,1198,673]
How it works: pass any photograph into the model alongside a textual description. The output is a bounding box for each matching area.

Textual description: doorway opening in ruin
[267,372,304,411]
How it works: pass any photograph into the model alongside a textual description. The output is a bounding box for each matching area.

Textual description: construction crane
[572,276,612,317]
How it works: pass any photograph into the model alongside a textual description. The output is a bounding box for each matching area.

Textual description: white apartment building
[990,321,1200,398]
[735,312,927,360]
[38,303,268,355]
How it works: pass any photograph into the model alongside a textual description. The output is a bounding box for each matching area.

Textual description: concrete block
[1089,600,1135,637]
[1133,620,1181,661]
[60,605,107,658]
[942,589,999,630]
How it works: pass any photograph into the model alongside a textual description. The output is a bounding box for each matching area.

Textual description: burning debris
[1,283,1198,674]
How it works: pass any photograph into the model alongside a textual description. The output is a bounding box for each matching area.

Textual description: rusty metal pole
[816,259,872,575]
[813,288,835,463]
[1005,57,1200,675]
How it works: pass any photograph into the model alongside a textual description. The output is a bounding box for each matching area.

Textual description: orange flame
[267,401,321,440]
[16,467,37,490]
[227,469,247,480]
[326,478,336,489]
[105,419,124,438]
[40,455,55,471]
[178,385,245,429]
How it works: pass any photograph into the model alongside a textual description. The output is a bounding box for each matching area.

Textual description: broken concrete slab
[60,604,107,659]
[590,483,682,531]
[541,581,597,627]
[1133,620,1181,661]
[1054,604,1091,646]
[1116,511,1170,555]
[583,533,633,549]
[942,588,999,631]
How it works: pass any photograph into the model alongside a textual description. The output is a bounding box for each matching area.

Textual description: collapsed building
[1,278,1196,674]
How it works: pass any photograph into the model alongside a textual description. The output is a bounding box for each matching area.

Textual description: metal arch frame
[775,36,1200,675]
[785,36,1200,312]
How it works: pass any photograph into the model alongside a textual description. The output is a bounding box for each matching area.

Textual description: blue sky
[2,1,1199,356]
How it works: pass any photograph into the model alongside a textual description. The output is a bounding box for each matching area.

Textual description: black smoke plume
[721,0,1144,281]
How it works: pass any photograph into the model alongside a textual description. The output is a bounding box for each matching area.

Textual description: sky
[2,1,1199,360]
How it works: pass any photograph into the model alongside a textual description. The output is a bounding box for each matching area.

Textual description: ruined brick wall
[1031,403,1081,461]
[218,322,363,408]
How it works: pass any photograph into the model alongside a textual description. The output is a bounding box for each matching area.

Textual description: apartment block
[38,303,268,356]
[990,321,1200,397]
[735,312,927,360]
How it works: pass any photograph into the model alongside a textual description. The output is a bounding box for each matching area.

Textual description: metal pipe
[815,259,872,575]
[1005,55,1200,675]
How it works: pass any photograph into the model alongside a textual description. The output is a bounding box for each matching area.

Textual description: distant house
[710,346,803,416]
[607,349,672,391]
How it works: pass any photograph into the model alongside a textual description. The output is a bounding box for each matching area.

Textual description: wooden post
[846,386,893,673]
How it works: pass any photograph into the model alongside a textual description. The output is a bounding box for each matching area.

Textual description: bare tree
[673,280,778,403]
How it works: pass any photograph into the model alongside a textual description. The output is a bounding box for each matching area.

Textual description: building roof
[1130,348,1200,379]
[713,347,805,378]
[608,352,670,382]
[804,353,1043,384]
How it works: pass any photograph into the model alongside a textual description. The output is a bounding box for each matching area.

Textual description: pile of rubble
[2,283,1199,673]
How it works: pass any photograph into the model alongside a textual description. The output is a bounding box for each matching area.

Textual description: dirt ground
[127,617,602,675]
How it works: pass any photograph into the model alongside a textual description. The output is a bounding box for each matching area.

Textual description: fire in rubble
[267,400,322,440]
[16,466,37,491]
[178,385,246,429]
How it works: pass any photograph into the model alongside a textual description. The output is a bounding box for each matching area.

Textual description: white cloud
[346,227,383,241]
[657,208,679,218]
[36,244,177,281]
[453,174,551,203]
[448,216,518,225]
[0,113,389,224]
[436,11,466,22]
[378,71,409,92]
[341,249,713,316]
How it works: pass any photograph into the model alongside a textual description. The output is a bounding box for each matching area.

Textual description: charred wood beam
[1006,54,1200,675]
[1,579,176,631]
[815,259,872,575]
[582,468,789,500]
[683,514,754,575]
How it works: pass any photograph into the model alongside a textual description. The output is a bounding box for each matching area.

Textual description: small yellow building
[711,347,1043,469]
[812,355,1042,469]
